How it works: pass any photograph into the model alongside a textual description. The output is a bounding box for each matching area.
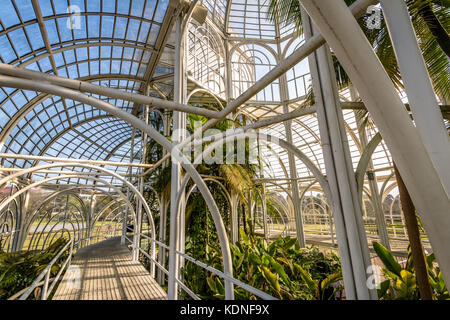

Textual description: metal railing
[14,237,75,300]
[7,225,276,301]
[133,232,277,300]
[7,223,122,300]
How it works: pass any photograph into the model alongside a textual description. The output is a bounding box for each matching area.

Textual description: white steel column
[351,86,391,250]
[302,11,375,300]
[381,0,450,197]
[257,138,269,240]
[280,75,306,247]
[87,194,96,246]
[122,129,136,245]
[357,115,391,250]
[224,39,234,103]
[298,0,450,288]
[157,111,171,285]
[275,19,306,247]
[10,189,28,252]
[157,197,168,284]
[230,191,239,243]
[168,14,187,300]
[133,97,150,268]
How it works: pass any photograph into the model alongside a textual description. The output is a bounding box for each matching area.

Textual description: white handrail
[17,238,74,300]
[137,232,277,300]
[10,223,119,300]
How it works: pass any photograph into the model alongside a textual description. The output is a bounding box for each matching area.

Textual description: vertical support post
[41,268,51,300]
[302,10,375,300]
[326,204,335,246]
[157,111,171,285]
[133,92,150,263]
[380,0,450,197]
[247,189,253,234]
[224,39,234,103]
[230,191,239,243]
[351,87,391,250]
[298,0,450,288]
[280,93,305,246]
[281,106,306,246]
[122,128,136,246]
[168,14,187,300]
[256,137,269,240]
[275,19,306,247]
[157,196,168,284]
[261,187,268,240]
[12,189,29,252]
[87,193,95,246]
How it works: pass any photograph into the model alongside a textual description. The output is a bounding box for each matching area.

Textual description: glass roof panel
[0,0,173,177]
[0,0,397,192]
[228,0,276,39]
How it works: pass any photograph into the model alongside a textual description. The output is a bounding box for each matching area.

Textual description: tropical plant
[373,241,449,300]
[0,237,69,300]
[181,231,343,300]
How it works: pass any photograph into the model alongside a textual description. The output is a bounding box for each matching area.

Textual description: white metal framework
[0,0,449,300]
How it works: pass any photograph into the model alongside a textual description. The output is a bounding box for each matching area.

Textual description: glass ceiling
[0,0,396,193]
[0,0,173,186]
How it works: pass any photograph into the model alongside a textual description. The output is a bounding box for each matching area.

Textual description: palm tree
[150,112,260,240]
[408,0,450,58]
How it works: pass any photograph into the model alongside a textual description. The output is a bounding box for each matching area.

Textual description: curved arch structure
[0,0,448,301]
[299,0,450,288]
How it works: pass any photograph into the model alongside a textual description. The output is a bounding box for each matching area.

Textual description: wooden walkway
[53,237,167,300]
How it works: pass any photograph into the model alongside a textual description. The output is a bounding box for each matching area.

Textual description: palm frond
[265,0,303,34]
[219,164,253,200]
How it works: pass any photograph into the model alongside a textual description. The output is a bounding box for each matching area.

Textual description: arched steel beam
[0,64,221,118]
[0,163,155,247]
[0,171,145,256]
[199,131,331,201]
[265,193,290,235]
[4,175,136,251]
[355,132,383,201]
[299,0,450,287]
[24,188,88,251]
[380,172,395,201]
[0,174,133,229]
[0,77,234,299]
[187,88,225,110]
[261,180,294,204]
[172,130,332,279]
[0,74,148,149]
[185,177,232,210]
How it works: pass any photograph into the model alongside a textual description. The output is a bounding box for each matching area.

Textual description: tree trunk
[413,0,450,58]
[394,163,433,300]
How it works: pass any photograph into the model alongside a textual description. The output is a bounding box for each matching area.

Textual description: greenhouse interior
[0,0,449,302]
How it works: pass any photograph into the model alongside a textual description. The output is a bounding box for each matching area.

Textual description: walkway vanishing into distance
[53,237,167,300]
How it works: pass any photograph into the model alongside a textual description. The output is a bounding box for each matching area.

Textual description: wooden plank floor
[53,237,167,300]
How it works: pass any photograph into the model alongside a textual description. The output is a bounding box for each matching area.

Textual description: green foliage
[373,241,403,277]
[0,237,69,300]
[182,231,343,300]
[267,0,450,99]
[373,241,449,300]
